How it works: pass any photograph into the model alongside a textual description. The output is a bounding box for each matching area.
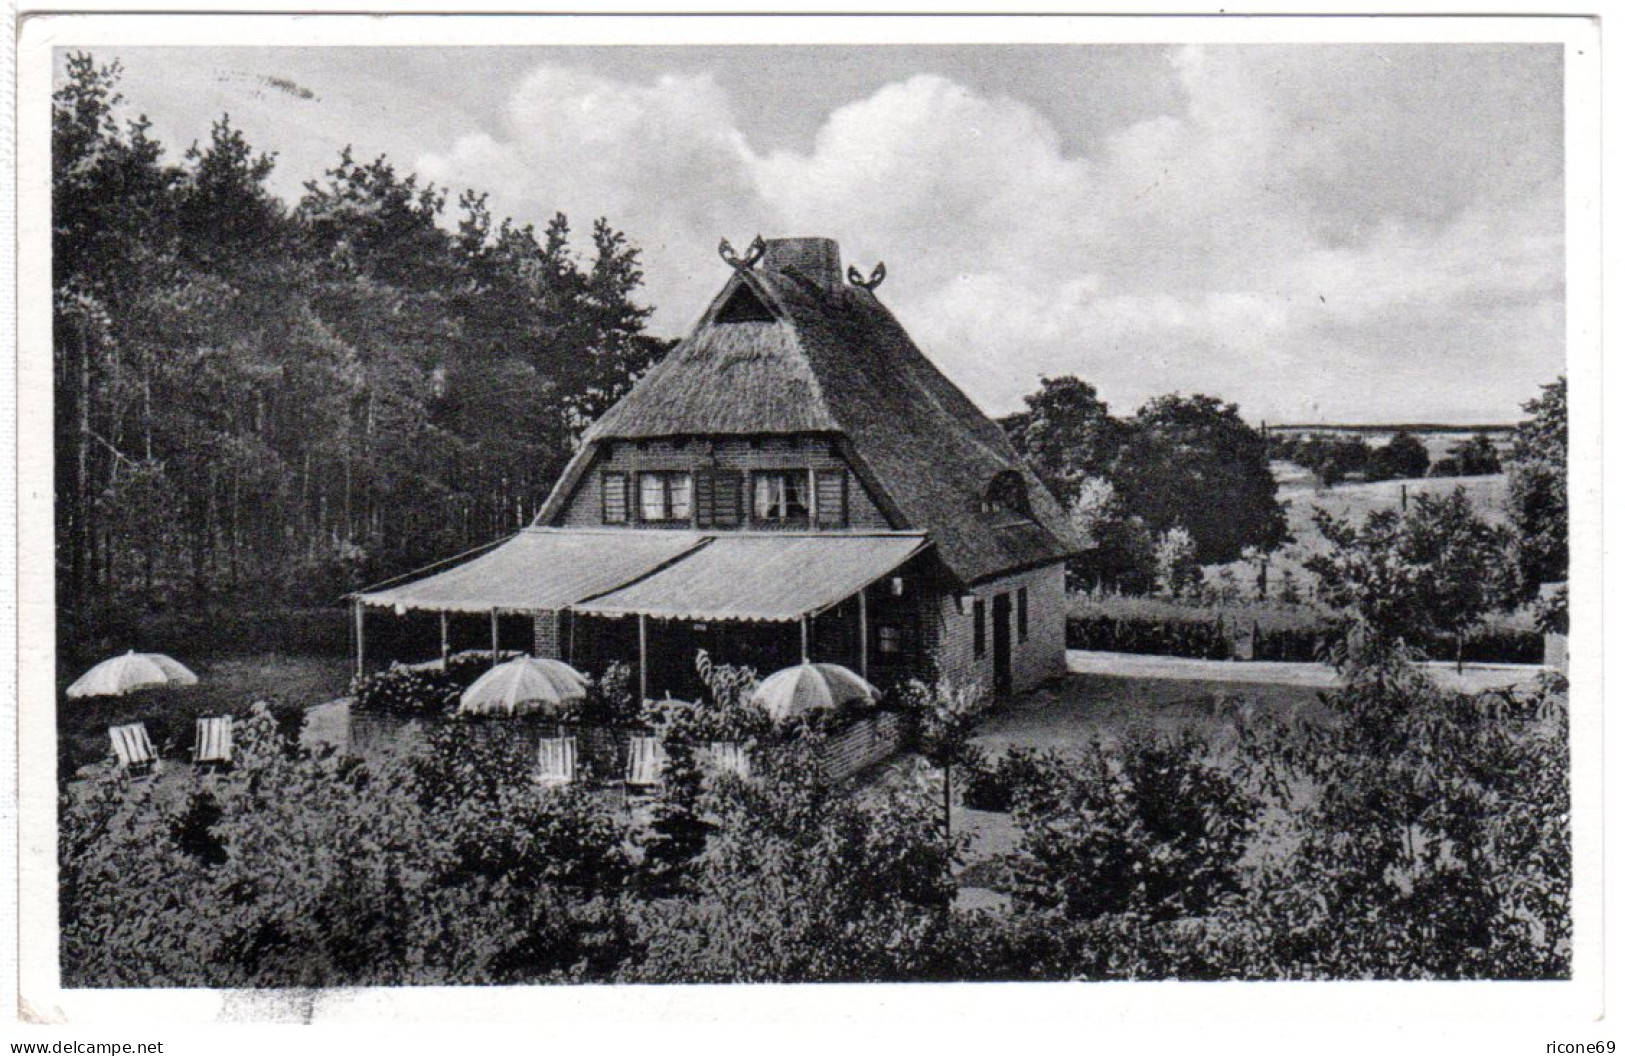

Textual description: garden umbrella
[751,662,878,723]
[457,656,589,717]
[66,651,199,699]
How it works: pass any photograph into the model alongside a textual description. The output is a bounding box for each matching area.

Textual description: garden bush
[960,747,1046,813]
[350,662,458,716]
[996,733,1259,923]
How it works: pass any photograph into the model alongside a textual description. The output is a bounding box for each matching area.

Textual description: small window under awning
[571,533,930,623]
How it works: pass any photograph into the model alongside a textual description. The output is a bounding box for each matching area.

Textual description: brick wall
[533,611,563,659]
[554,435,892,530]
[928,562,1067,699]
[816,711,909,783]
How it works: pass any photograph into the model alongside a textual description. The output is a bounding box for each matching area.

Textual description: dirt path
[1067,649,1544,694]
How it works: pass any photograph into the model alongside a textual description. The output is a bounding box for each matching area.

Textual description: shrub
[351,662,458,716]
[623,750,958,983]
[960,747,1046,813]
[997,734,1258,923]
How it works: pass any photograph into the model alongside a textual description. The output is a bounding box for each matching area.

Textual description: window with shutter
[973,599,987,659]
[601,472,628,524]
[751,470,810,527]
[637,472,693,524]
[815,470,848,529]
[1017,586,1030,643]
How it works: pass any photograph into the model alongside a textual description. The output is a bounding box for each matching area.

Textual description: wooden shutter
[713,471,743,527]
[694,472,717,527]
[601,472,628,524]
[815,470,848,528]
[1017,587,1030,642]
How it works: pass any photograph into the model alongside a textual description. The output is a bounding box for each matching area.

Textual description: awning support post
[638,614,649,703]
[439,612,450,666]
[858,588,868,679]
[353,600,365,680]
[800,617,810,663]
[490,610,499,667]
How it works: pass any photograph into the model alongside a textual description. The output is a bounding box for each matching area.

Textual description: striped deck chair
[109,723,160,777]
[703,741,752,780]
[537,735,577,787]
[192,716,234,767]
[624,734,667,802]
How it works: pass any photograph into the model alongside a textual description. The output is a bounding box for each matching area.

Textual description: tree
[1065,477,1156,594]
[1304,488,1510,669]
[1153,526,1202,600]
[908,675,992,850]
[1001,376,1126,509]
[1448,432,1502,476]
[51,54,666,641]
[1369,430,1431,481]
[1401,489,1513,671]
[1117,394,1288,564]
[1504,378,1567,599]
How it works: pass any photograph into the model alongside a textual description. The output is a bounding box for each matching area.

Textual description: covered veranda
[350,528,934,699]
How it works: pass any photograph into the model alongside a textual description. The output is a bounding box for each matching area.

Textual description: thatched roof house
[358,236,1077,702]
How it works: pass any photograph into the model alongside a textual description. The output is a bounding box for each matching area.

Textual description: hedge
[1066,611,1542,665]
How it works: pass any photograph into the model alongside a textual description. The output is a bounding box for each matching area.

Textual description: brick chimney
[760,237,842,289]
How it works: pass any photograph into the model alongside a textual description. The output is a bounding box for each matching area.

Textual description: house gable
[552,435,896,532]
[536,238,1081,582]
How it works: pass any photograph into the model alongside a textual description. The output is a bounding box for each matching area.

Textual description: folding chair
[192,716,234,768]
[537,735,578,788]
[624,734,667,805]
[109,723,160,777]
[702,740,751,780]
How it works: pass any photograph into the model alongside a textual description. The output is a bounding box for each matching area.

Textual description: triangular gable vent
[714,284,776,323]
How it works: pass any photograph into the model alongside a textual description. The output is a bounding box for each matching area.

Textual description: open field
[1203,470,1510,601]
[1275,471,1508,536]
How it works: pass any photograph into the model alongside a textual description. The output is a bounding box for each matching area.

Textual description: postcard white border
[9,6,1611,1044]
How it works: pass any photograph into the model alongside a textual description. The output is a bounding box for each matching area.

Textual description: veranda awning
[355,528,706,614]
[571,533,930,623]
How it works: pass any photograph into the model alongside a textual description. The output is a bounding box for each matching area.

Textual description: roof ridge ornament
[719,234,766,271]
[847,262,886,291]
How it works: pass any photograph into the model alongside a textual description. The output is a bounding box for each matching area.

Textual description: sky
[63,44,1566,424]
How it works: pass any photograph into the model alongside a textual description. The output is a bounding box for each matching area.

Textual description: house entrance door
[992,592,1013,698]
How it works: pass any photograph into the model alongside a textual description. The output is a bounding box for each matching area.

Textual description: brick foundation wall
[928,562,1067,699]
[817,712,909,783]
[555,435,892,530]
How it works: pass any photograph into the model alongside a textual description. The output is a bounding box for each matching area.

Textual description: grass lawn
[973,670,1331,755]
[57,652,353,781]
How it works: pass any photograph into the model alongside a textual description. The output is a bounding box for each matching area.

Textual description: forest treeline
[54,54,669,640]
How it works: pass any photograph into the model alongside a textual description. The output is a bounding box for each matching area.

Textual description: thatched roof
[539,238,1080,583]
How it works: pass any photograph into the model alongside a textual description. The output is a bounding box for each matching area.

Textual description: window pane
[754,474,779,520]
[640,474,666,521]
[785,472,809,519]
[668,474,692,519]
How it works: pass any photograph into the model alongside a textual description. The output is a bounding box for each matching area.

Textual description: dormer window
[982,470,1033,518]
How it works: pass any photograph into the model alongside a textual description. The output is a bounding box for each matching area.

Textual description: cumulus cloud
[415,45,1564,423]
